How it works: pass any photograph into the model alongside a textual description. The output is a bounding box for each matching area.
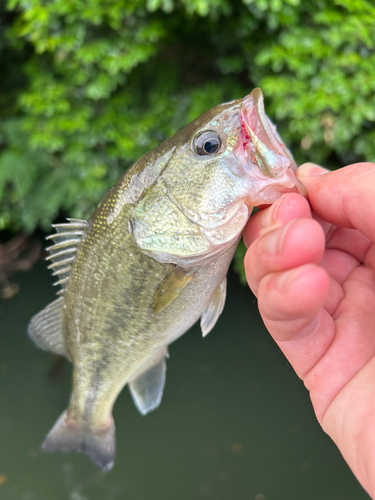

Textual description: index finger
[297,162,375,243]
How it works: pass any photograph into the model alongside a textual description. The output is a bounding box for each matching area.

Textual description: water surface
[0,262,369,500]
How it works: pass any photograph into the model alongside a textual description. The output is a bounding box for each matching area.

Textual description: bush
[1,1,374,257]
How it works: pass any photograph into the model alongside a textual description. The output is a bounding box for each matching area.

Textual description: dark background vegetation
[1,0,374,236]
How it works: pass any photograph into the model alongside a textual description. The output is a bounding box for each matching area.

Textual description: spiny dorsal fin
[46,218,87,295]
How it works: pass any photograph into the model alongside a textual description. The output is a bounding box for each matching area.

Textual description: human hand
[243,162,375,498]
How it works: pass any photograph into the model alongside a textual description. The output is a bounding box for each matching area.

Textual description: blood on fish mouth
[240,106,285,160]
[238,112,257,165]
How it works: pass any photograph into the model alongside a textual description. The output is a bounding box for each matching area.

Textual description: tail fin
[42,411,115,472]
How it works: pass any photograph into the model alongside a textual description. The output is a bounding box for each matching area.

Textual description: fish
[28,88,306,472]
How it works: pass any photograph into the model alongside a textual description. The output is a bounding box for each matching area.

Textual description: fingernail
[262,227,282,254]
[277,267,303,291]
[298,163,329,177]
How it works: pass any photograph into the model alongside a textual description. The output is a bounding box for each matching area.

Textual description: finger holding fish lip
[243,193,318,294]
[245,216,326,297]
[245,163,371,278]
[243,190,324,297]
[243,193,311,248]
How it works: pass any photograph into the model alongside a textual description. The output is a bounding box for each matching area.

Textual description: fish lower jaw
[241,168,307,206]
[257,170,307,200]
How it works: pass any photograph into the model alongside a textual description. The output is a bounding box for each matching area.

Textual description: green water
[0,262,369,500]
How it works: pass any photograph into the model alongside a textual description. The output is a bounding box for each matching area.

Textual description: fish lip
[237,88,306,198]
[240,88,296,175]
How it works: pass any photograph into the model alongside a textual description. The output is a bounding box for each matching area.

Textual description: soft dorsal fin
[128,348,168,415]
[201,277,227,337]
[28,297,66,356]
[45,218,87,295]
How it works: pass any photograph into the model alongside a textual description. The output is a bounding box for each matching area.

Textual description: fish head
[132,88,306,266]
[162,88,306,223]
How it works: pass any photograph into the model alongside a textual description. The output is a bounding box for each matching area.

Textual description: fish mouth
[238,88,306,201]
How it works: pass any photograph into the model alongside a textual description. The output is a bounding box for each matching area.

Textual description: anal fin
[128,349,168,415]
[28,297,66,356]
[201,277,227,337]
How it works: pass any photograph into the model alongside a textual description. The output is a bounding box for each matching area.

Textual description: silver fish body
[28,88,305,471]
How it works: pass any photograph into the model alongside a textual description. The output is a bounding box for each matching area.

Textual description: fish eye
[193,131,222,156]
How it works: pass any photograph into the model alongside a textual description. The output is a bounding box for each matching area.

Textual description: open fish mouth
[238,88,306,199]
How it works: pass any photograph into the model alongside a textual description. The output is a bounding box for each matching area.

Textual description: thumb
[297,162,375,242]
[298,162,329,177]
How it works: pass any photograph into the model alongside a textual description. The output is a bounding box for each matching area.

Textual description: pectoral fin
[28,297,66,356]
[128,349,168,415]
[151,266,195,315]
[201,277,227,337]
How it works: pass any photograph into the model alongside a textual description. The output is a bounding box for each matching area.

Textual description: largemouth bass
[29,88,305,471]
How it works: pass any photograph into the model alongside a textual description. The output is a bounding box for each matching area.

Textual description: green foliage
[1,0,375,279]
